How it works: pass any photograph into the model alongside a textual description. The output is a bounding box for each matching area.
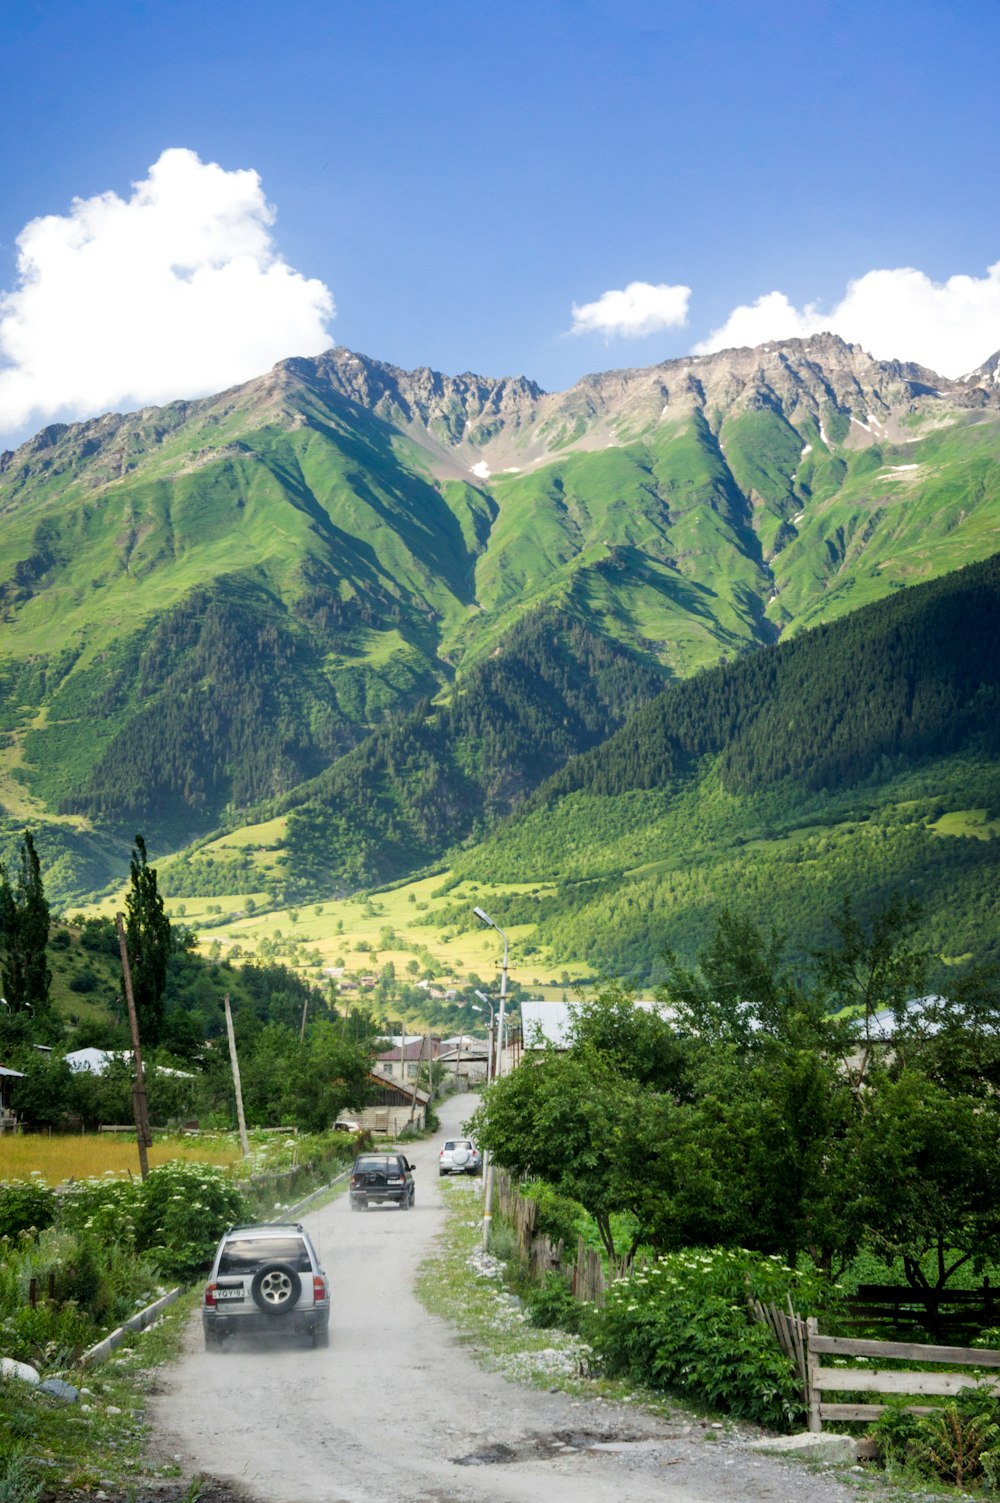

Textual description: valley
[1,333,998,989]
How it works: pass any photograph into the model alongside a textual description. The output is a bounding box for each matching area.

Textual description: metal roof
[520,998,676,1048]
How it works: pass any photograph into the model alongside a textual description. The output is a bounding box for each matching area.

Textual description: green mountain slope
[2,334,999,903]
[165,609,664,898]
[447,553,1000,977]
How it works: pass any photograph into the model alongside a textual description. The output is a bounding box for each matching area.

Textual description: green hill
[444,553,1000,979]
[2,334,999,907]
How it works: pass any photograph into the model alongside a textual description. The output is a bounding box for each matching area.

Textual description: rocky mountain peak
[961,350,1000,389]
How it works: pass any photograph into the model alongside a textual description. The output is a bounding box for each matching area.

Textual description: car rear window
[218,1237,309,1274]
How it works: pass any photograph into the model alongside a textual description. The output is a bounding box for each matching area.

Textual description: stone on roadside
[748,1431,859,1464]
[0,1357,40,1385]
[39,1377,80,1403]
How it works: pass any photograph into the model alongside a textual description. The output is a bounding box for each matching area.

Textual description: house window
[407,1063,418,1078]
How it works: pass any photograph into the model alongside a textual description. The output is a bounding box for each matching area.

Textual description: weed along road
[153,1096,860,1503]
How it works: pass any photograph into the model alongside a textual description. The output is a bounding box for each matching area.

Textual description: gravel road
[152,1095,866,1503]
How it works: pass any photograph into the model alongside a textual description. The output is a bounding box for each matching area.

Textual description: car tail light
[350,1176,358,1188]
[313,1276,327,1300]
[204,1283,218,1307]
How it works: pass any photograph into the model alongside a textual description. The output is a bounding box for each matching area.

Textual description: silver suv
[438,1138,482,1176]
[202,1223,330,1348]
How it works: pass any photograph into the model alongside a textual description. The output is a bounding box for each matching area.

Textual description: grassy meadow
[84,861,589,1000]
[0,1131,242,1185]
[189,870,591,993]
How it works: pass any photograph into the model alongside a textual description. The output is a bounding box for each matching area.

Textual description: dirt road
[153,1095,861,1503]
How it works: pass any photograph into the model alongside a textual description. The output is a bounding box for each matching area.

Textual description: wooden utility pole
[223,993,250,1158]
[409,1033,429,1124]
[115,912,151,1179]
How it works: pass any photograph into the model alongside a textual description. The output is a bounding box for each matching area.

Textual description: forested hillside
[3,333,1000,907]
[167,610,664,896]
[448,553,1000,978]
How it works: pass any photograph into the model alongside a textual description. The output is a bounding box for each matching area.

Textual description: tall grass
[0,1132,241,1185]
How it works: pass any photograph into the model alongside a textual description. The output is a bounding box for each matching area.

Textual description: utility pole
[409,1033,429,1124]
[115,912,151,1179]
[223,992,250,1158]
[473,909,509,1249]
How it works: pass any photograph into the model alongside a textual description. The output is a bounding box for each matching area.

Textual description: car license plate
[214,1287,244,1300]
[388,1176,403,1183]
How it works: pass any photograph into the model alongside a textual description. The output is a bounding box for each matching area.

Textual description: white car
[438,1138,483,1176]
[201,1222,330,1348]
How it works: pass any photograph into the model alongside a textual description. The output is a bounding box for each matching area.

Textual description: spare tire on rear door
[451,1145,470,1168]
[251,1263,301,1315]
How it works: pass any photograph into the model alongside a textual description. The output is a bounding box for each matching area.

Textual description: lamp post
[473,989,496,1082]
[473,907,508,1249]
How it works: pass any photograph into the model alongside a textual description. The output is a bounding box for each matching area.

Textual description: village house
[350,1064,431,1135]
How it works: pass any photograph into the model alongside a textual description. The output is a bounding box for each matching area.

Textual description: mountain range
[1,332,999,919]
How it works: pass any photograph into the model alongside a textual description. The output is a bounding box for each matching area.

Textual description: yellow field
[0,1132,242,1185]
[74,864,593,996]
[194,869,590,990]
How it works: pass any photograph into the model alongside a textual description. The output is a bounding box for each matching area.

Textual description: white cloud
[0,148,334,443]
[693,263,1000,377]
[570,280,691,340]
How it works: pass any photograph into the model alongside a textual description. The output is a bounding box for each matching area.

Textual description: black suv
[201,1222,330,1348]
[349,1151,416,1210]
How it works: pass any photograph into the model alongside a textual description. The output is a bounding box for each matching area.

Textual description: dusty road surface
[153,1095,862,1503]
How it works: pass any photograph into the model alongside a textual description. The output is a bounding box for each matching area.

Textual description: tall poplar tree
[0,830,51,1011]
[124,834,171,1046]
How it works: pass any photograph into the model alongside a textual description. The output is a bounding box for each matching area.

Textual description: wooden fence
[749,1300,1000,1430]
[492,1178,1000,1427]
[493,1172,639,1305]
[839,1282,999,1338]
[805,1320,1000,1428]
[749,1296,810,1397]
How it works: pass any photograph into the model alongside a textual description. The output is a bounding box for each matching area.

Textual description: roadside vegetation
[0,1132,353,1501]
[463,897,1000,1491]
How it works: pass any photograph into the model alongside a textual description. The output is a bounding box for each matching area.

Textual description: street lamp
[473,990,496,1081]
[473,910,508,1080]
[473,907,509,1248]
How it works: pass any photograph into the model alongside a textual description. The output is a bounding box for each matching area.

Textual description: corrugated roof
[520,998,676,1048]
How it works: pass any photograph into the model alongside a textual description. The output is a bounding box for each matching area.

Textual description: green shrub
[67,967,99,993]
[869,1401,924,1469]
[487,1219,518,1262]
[0,1299,96,1370]
[0,1441,42,1503]
[521,1182,582,1249]
[871,1387,1000,1488]
[50,1239,112,1322]
[133,1161,247,1280]
[524,1270,583,1332]
[591,1247,827,1430]
[58,1177,139,1250]
[0,1182,55,1240]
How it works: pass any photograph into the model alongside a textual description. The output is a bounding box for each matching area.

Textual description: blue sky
[1,0,999,448]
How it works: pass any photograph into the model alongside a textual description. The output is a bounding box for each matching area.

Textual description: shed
[357,1065,431,1135]
[0,1062,24,1129]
